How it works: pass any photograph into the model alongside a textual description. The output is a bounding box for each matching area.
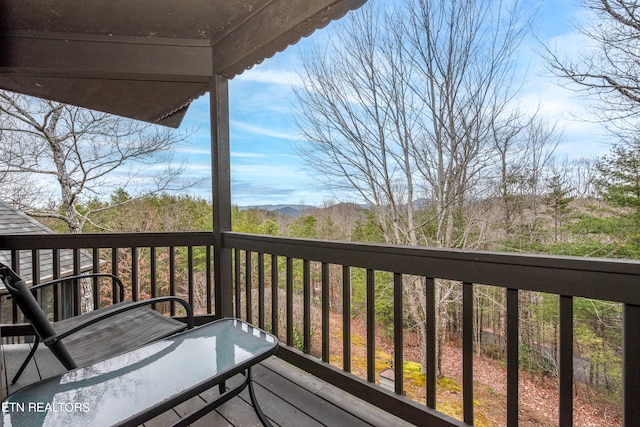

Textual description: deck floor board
[1,343,415,426]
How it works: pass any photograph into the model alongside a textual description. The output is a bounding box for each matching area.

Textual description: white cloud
[231,120,295,140]
[231,163,300,178]
[235,68,303,87]
[175,146,212,155]
[230,151,266,158]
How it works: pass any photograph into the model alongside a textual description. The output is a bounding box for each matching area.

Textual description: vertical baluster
[33,249,40,306]
[343,266,351,373]
[286,257,293,347]
[322,262,330,363]
[111,247,119,304]
[32,250,42,316]
[92,248,100,310]
[31,249,39,281]
[393,273,403,395]
[187,246,194,311]
[559,295,573,426]
[9,250,18,272]
[10,250,18,324]
[366,269,375,383]
[169,246,176,316]
[624,303,640,425]
[150,247,157,310]
[426,277,436,409]
[463,282,474,425]
[258,252,265,329]
[234,248,241,318]
[72,248,81,315]
[206,246,213,315]
[271,255,279,337]
[246,250,252,323]
[303,259,311,353]
[53,248,62,320]
[507,288,519,427]
[73,248,80,277]
[131,247,138,302]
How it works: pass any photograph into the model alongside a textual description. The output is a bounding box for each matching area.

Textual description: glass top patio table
[1,318,278,427]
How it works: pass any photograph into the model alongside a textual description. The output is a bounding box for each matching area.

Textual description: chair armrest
[29,273,125,302]
[43,296,194,346]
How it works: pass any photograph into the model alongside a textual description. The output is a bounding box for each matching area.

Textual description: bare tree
[492,110,531,236]
[406,0,533,248]
[0,91,194,233]
[294,0,539,376]
[566,156,599,198]
[518,118,560,244]
[545,0,640,139]
[295,3,421,248]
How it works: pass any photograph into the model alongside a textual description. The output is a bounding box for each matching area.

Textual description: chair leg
[12,336,40,384]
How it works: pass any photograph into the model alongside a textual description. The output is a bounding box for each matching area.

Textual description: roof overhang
[0,0,366,127]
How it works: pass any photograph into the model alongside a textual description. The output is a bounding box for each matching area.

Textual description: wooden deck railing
[0,232,216,326]
[1,231,640,426]
[224,232,640,427]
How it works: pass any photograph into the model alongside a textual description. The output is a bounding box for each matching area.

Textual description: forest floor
[324,314,622,427]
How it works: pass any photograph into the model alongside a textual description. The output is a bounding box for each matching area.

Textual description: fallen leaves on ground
[321,313,621,427]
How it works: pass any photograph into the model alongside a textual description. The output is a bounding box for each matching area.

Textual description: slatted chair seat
[51,300,188,367]
[0,262,194,384]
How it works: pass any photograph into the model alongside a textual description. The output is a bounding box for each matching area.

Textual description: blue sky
[175,0,610,207]
[178,38,336,206]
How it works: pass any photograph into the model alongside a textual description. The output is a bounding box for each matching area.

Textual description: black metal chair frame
[0,262,194,384]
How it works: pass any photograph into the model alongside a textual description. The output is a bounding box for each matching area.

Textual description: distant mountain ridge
[240,200,431,217]
[239,204,315,217]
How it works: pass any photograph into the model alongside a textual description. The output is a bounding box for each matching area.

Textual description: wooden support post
[211,75,233,318]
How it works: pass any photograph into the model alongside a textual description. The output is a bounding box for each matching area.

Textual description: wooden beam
[0,32,212,82]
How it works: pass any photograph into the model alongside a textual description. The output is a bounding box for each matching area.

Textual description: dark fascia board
[0,32,213,82]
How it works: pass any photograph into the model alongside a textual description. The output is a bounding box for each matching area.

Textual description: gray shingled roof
[0,200,53,234]
[0,200,93,285]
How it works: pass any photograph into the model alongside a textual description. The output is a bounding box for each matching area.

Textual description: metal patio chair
[0,262,194,384]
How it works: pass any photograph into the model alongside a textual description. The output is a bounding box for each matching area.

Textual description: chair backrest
[0,263,58,341]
